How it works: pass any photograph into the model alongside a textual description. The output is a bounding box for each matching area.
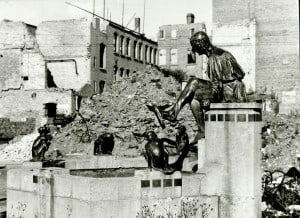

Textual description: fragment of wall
[254,0,299,94]
[0,89,75,119]
[212,20,256,92]
[36,18,93,94]
[0,20,37,91]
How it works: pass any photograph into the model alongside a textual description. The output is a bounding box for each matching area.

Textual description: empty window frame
[114,33,118,52]
[170,48,178,65]
[99,43,106,68]
[187,48,196,64]
[190,28,195,37]
[126,38,130,56]
[99,80,105,93]
[119,36,124,55]
[119,68,124,78]
[133,41,137,59]
[158,49,166,65]
[139,43,143,61]
[159,29,165,39]
[171,30,177,39]
[144,45,148,62]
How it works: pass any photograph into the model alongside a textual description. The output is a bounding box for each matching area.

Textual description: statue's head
[38,125,50,135]
[144,131,158,141]
[190,31,212,56]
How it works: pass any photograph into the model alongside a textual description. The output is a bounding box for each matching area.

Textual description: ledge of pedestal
[209,102,262,110]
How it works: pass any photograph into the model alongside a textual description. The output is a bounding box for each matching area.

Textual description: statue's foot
[146,103,166,129]
[190,132,205,145]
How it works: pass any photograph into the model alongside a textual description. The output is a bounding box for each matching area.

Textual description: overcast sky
[0,0,212,40]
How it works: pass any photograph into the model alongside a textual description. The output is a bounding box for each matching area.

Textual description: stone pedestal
[199,103,262,218]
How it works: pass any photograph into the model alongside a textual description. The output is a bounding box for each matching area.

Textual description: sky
[0,0,212,40]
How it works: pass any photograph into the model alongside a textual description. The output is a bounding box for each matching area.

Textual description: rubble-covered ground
[261,112,300,172]
[0,65,300,174]
[47,66,198,158]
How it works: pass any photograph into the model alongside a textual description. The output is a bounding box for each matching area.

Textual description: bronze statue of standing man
[147,31,248,144]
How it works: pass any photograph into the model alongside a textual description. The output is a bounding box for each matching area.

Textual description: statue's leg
[156,78,200,121]
[190,99,205,144]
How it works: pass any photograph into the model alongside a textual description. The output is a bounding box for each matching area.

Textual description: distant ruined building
[157,13,207,79]
[0,18,158,140]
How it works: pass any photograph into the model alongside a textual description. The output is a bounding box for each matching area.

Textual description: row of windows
[158,48,196,66]
[159,28,196,39]
[113,66,135,80]
[114,33,157,65]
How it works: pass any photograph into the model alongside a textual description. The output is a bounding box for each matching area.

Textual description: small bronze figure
[93,133,115,155]
[147,31,248,144]
[135,131,169,171]
[32,125,52,161]
[133,126,192,174]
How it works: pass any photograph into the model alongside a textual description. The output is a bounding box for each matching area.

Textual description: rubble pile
[262,112,300,171]
[49,66,198,157]
[0,132,38,162]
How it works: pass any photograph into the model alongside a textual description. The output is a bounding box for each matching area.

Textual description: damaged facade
[0,19,77,131]
[0,17,158,134]
[212,0,300,113]
[157,13,207,78]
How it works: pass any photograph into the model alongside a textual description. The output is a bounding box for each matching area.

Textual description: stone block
[182,174,203,196]
[90,177,119,201]
[22,161,43,169]
[219,195,261,218]
[53,196,92,218]
[198,139,206,169]
[7,189,39,218]
[117,177,140,200]
[65,156,147,169]
[7,168,23,190]
[71,175,91,201]
[20,170,37,192]
[52,174,73,198]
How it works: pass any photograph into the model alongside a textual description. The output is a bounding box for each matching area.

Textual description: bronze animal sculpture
[133,126,192,174]
[31,125,52,161]
[147,31,248,144]
[134,131,169,171]
[94,133,115,155]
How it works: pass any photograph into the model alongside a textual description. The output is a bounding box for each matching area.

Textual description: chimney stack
[135,17,141,33]
[187,13,195,24]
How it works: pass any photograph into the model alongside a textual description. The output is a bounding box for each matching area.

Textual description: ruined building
[157,13,207,78]
[0,17,157,139]
[212,0,299,113]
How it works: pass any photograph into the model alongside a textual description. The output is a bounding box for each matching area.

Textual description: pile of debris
[262,112,300,172]
[48,66,197,157]
[0,132,38,162]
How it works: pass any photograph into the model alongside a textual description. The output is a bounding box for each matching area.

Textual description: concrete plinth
[199,103,262,218]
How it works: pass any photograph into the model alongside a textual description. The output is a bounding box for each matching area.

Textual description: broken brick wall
[90,18,109,94]
[0,20,37,91]
[0,89,76,122]
[36,18,93,96]
[22,51,46,90]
